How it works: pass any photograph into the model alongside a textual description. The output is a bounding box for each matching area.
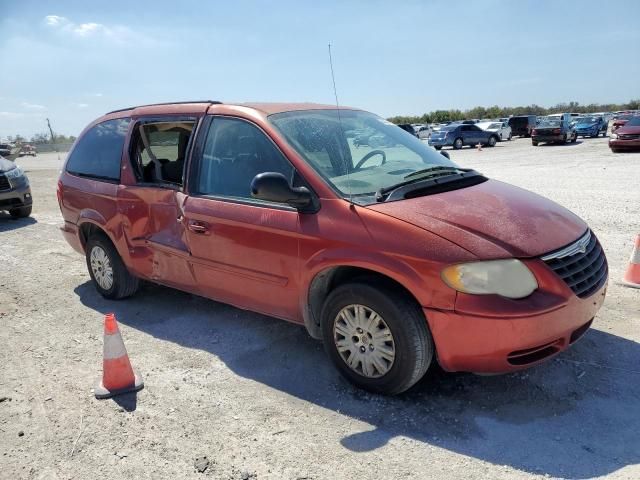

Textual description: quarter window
[196,117,294,199]
[66,118,130,181]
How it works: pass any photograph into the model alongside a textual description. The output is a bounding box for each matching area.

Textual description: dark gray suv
[0,156,32,218]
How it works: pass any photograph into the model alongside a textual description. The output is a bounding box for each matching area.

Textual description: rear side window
[66,118,130,181]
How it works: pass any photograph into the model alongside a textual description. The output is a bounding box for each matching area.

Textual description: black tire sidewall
[321,283,433,395]
[9,206,32,218]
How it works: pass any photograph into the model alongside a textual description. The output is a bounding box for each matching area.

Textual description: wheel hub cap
[333,304,395,378]
[90,246,114,290]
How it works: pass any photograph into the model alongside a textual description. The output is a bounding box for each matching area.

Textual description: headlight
[441,259,538,299]
[5,166,24,179]
[610,133,618,139]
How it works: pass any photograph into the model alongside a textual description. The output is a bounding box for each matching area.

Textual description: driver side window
[196,117,294,199]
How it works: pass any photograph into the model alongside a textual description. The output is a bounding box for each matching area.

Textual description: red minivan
[58,101,608,394]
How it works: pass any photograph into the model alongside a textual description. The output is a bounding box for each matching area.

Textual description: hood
[367,179,587,258]
[576,121,597,128]
[0,155,16,173]
[616,125,640,135]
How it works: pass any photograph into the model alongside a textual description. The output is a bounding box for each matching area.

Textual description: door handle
[187,220,210,235]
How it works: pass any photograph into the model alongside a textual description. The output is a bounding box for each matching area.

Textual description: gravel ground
[1,137,639,480]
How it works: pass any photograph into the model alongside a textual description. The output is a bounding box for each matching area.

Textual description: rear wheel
[532,140,539,146]
[85,234,139,299]
[487,135,497,147]
[453,138,463,150]
[508,133,512,141]
[434,146,442,150]
[9,206,32,218]
[571,132,578,143]
[321,282,433,395]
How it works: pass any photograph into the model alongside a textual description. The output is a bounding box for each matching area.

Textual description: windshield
[626,117,640,126]
[538,118,561,127]
[577,117,597,124]
[269,109,458,205]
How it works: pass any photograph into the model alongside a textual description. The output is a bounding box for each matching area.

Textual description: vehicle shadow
[536,141,583,147]
[0,213,37,232]
[74,281,639,478]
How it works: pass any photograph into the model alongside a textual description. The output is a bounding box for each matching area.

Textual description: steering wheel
[355,149,386,170]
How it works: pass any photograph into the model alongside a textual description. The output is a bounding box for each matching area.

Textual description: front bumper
[425,259,607,373]
[0,181,32,211]
[576,128,599,137]
[609,139,640,150]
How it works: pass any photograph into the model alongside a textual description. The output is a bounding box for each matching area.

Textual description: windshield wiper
[403,166,466,180]
[376,168,485,202]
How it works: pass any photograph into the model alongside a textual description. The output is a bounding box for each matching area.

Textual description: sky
[1,0,639,138]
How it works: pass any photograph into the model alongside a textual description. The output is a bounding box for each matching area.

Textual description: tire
[532,140,539,146]
[85,234,139,299]
[487,135,497,147]
[508,133,512,141]
[611,149,620,153]
[9,206,32,218]
[571,132,577,143]
[321,281,433,395]
[453,138,463,150]
[434,146,442,150]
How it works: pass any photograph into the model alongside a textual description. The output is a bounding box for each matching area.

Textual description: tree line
[387,99,640,124]
[4,132,77,145]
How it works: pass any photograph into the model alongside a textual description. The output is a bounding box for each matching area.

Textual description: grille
[541,230,608,298]
[619,134,640,140]
[0,174,10,191]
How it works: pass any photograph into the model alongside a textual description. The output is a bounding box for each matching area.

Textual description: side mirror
[251,172,315,211]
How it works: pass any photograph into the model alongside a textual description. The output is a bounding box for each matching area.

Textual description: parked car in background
[0,155,32,218]
[477,121,512,141]
[397,124,419,137]
[532,114,577,145]
[508,115,537,137]
[416,125,432,140]
[609,116,640,152]
[57,101,607,395]
[428,123,500,149]
[19,144,37,157]
[611,114,637,133]
[573,116,607,138]
[0,143,21,161]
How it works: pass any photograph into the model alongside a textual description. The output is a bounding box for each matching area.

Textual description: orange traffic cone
[622,235,640,289]
[94,313,144,399]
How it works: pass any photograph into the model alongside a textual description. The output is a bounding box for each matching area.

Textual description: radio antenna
[328,43,353,205]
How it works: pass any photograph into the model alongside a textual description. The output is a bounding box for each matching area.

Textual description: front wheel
[9,206,32,218]
[85,234,139,299]
[487,136,497,147]
[321,282,433,395]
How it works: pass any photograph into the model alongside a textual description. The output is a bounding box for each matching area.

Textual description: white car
[477,121,512,141]
[416,125,432,140]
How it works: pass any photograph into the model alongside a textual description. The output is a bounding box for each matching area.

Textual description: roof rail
[106,100,222,115]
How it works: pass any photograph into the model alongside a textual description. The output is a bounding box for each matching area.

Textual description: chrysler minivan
[58,101,607,394]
